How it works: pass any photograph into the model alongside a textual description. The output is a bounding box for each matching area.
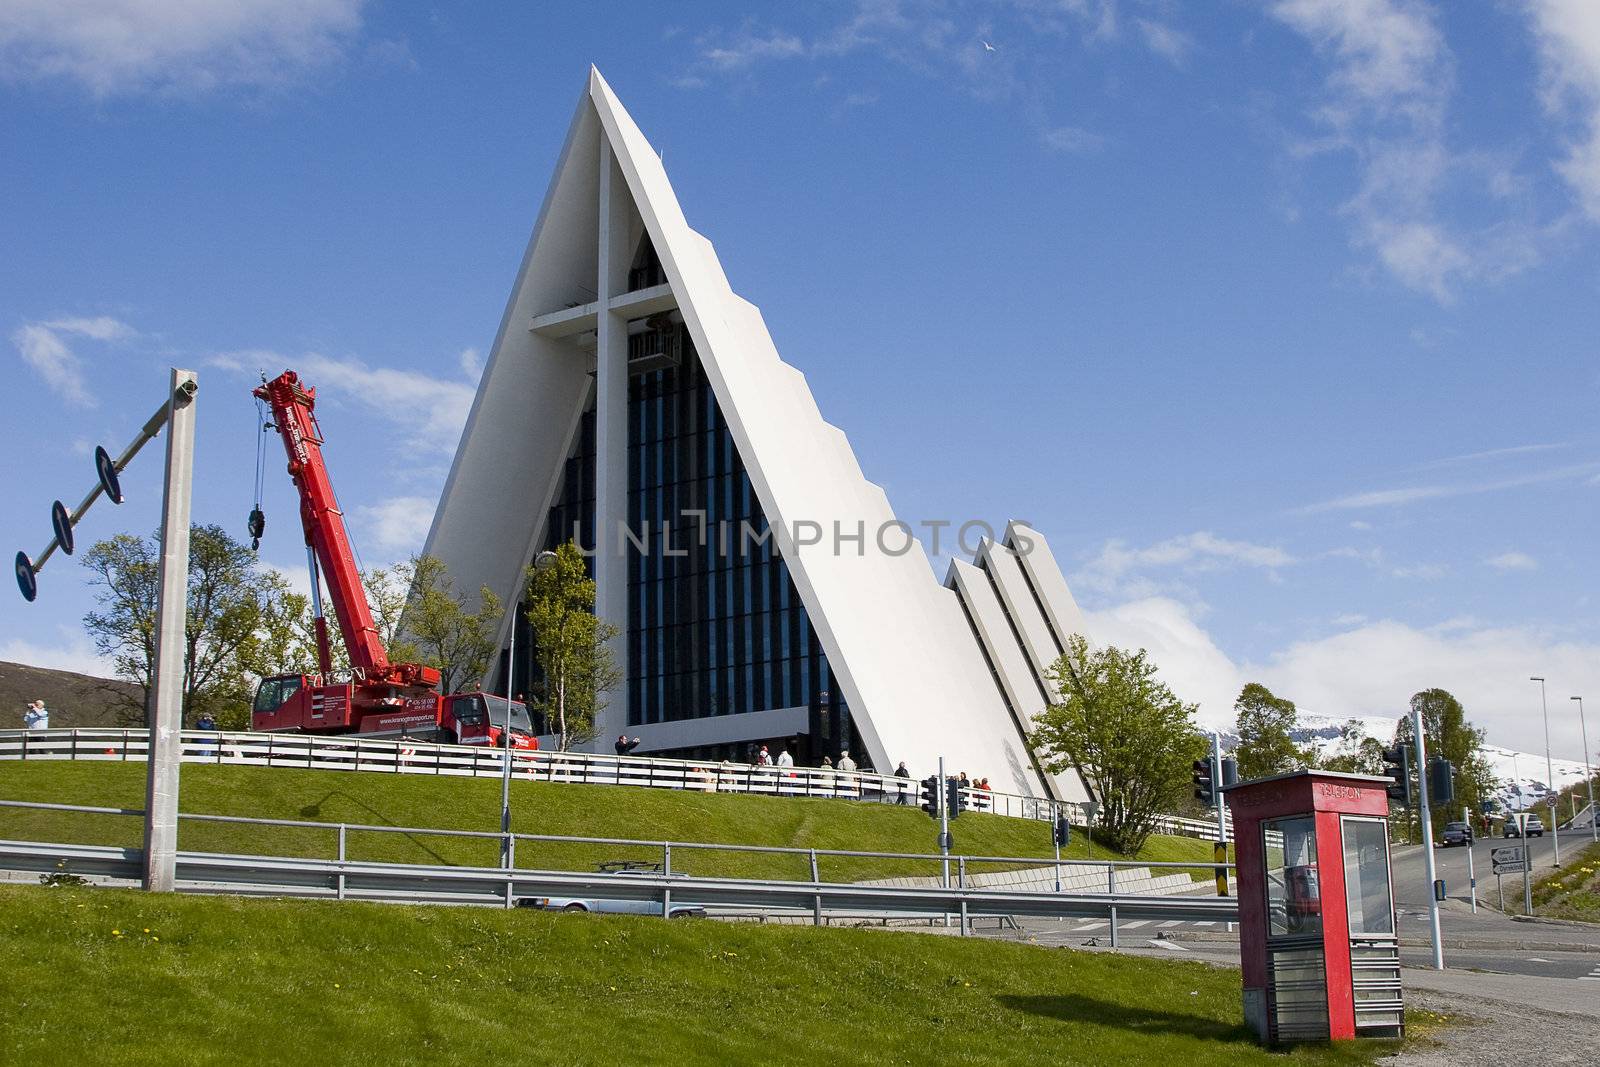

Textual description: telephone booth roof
[1222,770,1392,820]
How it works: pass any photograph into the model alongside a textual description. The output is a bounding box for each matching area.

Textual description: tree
[81,524,291,728]
[1395,688,1496,835]
[402,555,501,694]
[1233,682,1311,781]
[363,563,420,665]
[1321,718,1386,776]
[523,541,622,752]
[1033,635,1207,855]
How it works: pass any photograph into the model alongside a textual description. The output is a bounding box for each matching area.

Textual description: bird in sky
[982,40,996,52]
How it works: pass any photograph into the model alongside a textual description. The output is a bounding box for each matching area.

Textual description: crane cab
[443,693,538,750]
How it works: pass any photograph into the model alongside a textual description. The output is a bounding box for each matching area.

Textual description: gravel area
[1388,972,1600,1065]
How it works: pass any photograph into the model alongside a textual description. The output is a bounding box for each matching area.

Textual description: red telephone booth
[1223,771,1403,1043]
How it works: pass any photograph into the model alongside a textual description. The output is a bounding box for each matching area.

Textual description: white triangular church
[422,68,1092,801]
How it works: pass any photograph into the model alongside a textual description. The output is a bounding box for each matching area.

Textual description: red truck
[248,370,535,750]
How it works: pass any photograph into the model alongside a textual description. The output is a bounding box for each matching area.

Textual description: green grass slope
[0,885,1390,1066]
[1532,840,1600,923]
[0,762,1223,883]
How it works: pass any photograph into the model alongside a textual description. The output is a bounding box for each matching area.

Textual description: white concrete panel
[979,540,1063,693]
[947,559,1047,720]
[1006,521,1091,654]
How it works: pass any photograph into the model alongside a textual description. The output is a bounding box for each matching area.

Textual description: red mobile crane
[249,370,535,749]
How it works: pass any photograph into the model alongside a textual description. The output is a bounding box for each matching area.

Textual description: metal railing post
[20,731,28,760]
[504,835,516,909]
[70,729,77,761]
[1107,862,1115,894]
[810,849,822,926]
[267,733,275,768]
[336,824,347,901]
[1109,903,1119,949]
[958,856,969,936]
[662,842,672,918]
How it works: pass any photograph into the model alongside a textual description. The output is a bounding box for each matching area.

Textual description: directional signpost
[1490,844,1524,912]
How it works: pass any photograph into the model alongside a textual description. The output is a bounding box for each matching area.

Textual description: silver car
[518,862,707,919]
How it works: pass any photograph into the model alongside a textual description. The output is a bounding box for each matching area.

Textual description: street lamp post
[1531,677,1561,866]
[500,549,559,867]
[1572,697,1597,844]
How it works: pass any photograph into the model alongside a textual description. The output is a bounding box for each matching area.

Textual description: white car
[518,862,707,919]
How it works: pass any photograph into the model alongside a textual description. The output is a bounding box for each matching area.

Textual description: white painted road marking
[1159,920,1181,928]
[1122,920,1151,929]
[1148,939,1189,952]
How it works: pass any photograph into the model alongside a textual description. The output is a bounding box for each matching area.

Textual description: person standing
[22,700,49,731]
[776,747,794,769]
[894,760,911,805]
[615,734,641,756]
[837,750,857,773]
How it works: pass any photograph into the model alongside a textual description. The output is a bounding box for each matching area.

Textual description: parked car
[1504,814,1545,838]
[1440,821,1474,847]
[518,861,707,919]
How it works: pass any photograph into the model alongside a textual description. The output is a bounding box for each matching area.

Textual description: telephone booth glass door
[1262,815,1328,1040]
[1341,816,1403,1035]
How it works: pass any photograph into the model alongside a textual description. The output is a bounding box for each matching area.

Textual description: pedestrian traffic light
[1053,815,1071,847]
[919,776,940,818]
[946,777,965,819]
[1220,756,1239,789]
[1428,757,1455,806]
[1193,757,1215,805]
[1381,745,1412,805]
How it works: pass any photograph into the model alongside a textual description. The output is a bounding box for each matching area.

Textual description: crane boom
[255,370,396,683]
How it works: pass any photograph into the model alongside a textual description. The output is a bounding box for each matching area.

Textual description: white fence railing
[0,729,1226,840]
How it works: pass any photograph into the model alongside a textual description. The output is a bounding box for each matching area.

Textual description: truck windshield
[483,695,533,734]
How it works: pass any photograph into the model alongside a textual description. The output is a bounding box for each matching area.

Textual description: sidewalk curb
[1167,931,1600,953]
[1511,914,1600,930]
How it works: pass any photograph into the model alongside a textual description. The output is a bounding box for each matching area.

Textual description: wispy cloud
[1267,0,1549,300]
[1410,442,1568,470]
[1526,0,1600,223]
[1485,551,1538,572]
[212,348,476,457]
[1135,18,1192,66]
[1299,462,1600,513]
[0,0,368,97]
[1040,125,1104,154]
[353,495,435,558]
[10,315,136,407]
[1074,531,1296,598]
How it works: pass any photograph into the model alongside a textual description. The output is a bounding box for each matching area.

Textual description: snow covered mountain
[1288,713,1592,811]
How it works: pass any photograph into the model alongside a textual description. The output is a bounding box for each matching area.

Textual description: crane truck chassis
[248,370,536,750]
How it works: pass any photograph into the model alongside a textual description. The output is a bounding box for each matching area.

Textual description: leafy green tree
[401,555,501,694]
[81,524,288,728]
[523,541,622,752]
[1233,682,1311,781]
[1033,635,1207,854]
[1321,719,1386,776]
[1395,688,1497,835]
[363,562,420,665]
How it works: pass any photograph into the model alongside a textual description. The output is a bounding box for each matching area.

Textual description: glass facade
[496,322,862,766]
[626,329,854,750]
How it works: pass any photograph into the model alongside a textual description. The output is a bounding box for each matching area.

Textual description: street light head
[533,550,558,572]
[1530,676,1544,683]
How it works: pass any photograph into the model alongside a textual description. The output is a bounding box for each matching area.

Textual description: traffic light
[919,776,940,818]
[1428,757,1455,806]
[1193,757,1215,805]
[1381,745,1412,805]
[1053,815,1071,847]
[1220,756,1239,789]
[946,777,965,819]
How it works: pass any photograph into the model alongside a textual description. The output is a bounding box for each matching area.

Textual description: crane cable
[248,393,268,551]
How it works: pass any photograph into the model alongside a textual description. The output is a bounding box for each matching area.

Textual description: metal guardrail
[0,796,1240,943]
[0,728,1232,840]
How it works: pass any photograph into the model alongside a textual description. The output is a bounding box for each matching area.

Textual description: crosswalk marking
[1581,966,1600,981]
[1122,920,1151,929]
[1158,920,1181,928]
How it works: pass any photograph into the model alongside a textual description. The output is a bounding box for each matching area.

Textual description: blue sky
[2,1,1598,762]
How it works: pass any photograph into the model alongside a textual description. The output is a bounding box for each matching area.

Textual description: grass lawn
[0,761,1225,883]
[1532,840,1600,923]
[0,884,1394,1066]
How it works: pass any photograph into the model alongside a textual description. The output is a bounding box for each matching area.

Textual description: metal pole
[1496,871,1503,912]
[1573,697,1597,843]
[939,755,950,929]
[1523,834,1533,915]
[500,608,515,866]
[1464,805,1477,913]
[1532,677,1560,865]
[142,369,197,893]
[810,849,821,926]
[1412,706,1444,970]
[1052,801,1062,893]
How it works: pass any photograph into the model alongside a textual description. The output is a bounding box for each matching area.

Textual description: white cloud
[0,0,367,96]
[1135,18,1192,65]
[1074,531,1295,597]
[215,348,476,456]
[10,315,136,407]
[702,30,805,70]
[1041,125,1105,154]
[353,495,434,558]
[1268,0,1549,299]
[1086,596,1600,757]
[1411,442,1568,470]
[458,347,483,381]
[0,630,114,677]
[1527,0,1600,223]
[1485,551,1538,572]
[1299,461,1600,512]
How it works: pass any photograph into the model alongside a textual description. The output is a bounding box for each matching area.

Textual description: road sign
[1491,845,1524,875]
